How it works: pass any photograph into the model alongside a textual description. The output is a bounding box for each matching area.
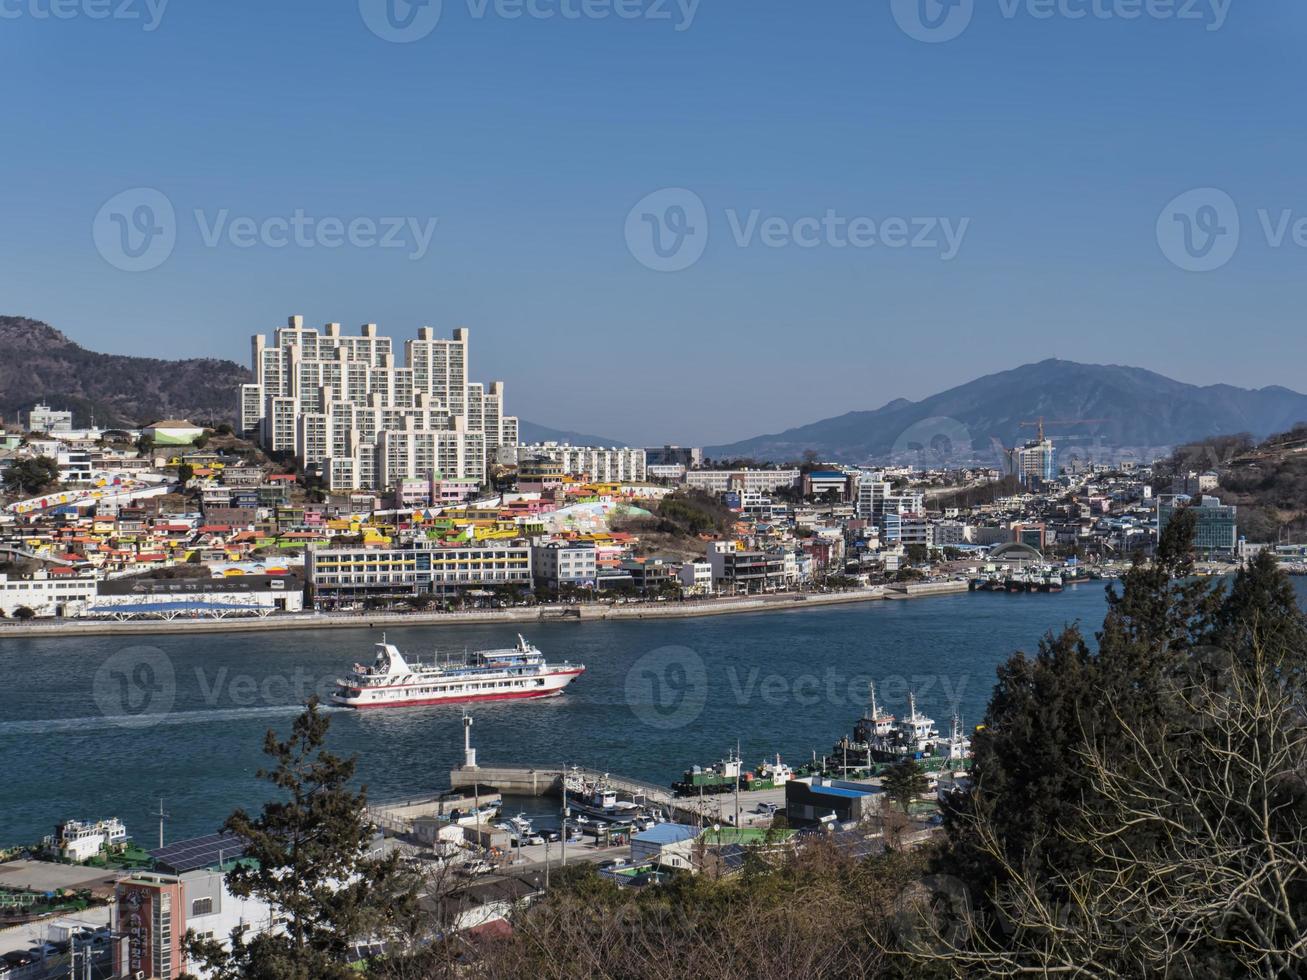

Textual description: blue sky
[2,0,1304,445]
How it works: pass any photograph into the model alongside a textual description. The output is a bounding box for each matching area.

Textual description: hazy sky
[3,1,1304,445]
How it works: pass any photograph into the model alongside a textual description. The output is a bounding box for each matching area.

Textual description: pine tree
[881,758,929,814]
[941,626,1095,898]
[1215,547,1307,671]
[184,698,416,980]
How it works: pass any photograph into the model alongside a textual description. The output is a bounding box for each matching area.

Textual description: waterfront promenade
[0,581,969,638]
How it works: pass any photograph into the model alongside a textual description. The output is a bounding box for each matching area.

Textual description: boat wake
[0,704,341,736]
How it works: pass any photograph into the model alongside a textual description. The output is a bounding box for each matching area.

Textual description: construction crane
[1018,418,1108,443]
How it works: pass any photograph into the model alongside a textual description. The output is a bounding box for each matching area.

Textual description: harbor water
[4,580,1300,846]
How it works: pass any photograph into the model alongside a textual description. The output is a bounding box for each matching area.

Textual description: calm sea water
[5,580,1300,846]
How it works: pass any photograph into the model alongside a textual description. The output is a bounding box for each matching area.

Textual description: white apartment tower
[240,317,518,491]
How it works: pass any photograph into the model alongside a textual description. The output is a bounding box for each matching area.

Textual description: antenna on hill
[152,797,169,850]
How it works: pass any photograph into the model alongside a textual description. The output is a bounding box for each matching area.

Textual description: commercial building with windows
[802,470,858,502]
[25,402,74,433]
[706,541,789,593]
[240,317,517,492]
[1157,494,1238,556]
[513,444,647,483]
[115,834,273,980]
[684,469,800,494]
[531,541,597,590]
[855,480,924,522]
[307,541,533,603]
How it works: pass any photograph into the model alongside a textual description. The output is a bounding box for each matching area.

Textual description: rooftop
[632,823,699,846]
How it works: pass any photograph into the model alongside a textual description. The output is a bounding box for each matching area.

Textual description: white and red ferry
[332,634,584,709]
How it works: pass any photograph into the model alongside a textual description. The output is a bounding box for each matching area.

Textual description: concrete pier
[447,764,743,826]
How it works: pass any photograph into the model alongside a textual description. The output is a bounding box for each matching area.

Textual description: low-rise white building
[0,569,98,617]
[677,561,714,595]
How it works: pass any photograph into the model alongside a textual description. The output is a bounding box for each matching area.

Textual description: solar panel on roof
[150,832,247,873]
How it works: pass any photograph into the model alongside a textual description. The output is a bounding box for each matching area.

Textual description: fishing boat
[564,772,647,825]
[332,634,584,709]
[833,685,950,764]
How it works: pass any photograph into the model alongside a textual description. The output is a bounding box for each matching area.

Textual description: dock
[444,763,785,827]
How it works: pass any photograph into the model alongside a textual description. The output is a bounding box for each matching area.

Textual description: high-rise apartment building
[240,317,517,491]
[1012,438,1056,485]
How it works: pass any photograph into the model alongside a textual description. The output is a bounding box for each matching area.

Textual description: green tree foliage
[3,456,59,496]
[904,544,929,566]
[184,699,416,980]
[654,491,735,537]
[176,462,195,484]
[881,758,929,813]
[925,503,1307,977]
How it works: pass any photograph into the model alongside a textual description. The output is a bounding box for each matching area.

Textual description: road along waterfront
[0,583,967,638]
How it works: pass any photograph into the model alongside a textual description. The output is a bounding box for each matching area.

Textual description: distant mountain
[0,316,627,443]
[0,316,249,428]
[706,359,1307,464]
[517,420,629,447]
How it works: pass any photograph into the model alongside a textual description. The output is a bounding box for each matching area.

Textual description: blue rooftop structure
[807,784,872,799]
[632,823,699,846]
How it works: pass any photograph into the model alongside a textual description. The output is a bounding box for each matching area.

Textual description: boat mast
[733,739,741,828]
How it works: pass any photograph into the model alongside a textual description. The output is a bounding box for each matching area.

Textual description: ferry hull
[338,688,570,709]
[333,668,583,710]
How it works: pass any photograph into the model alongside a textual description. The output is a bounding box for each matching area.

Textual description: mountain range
[0,316,249,428]
[7,318,1303,462]
[706,360,1307,464]
[0,316,627,443]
